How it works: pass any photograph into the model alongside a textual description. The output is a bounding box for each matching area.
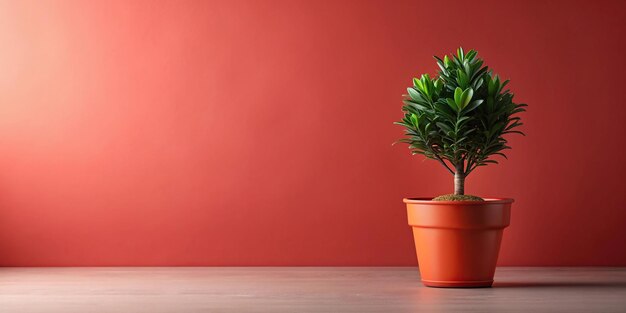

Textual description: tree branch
[465,158,479,175]
[460,156,467,174]
[433,153,455,175]
[464,157,474,175]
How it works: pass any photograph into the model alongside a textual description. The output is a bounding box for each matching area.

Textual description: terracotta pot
[404,197,513,288]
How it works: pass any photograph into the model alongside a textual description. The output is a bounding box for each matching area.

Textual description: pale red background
[0,0,624,266]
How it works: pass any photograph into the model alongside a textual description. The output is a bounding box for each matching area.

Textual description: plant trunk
[454,163,465,195]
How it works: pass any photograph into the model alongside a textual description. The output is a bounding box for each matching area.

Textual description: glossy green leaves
[452,87,473,110]
[396,48,526,177]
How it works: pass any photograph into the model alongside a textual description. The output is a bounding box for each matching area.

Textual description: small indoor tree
[396,48,526,200]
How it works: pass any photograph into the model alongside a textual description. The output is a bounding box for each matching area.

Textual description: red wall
[0,0,625,266]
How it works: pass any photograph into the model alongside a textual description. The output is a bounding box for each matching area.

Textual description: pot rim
[403,197,514,205]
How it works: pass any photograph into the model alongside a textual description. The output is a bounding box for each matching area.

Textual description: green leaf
[487,77,497,95]
[433,79,442,94]
[503,130,526,136]
[457,70,469,88]
[402,100,429,112]
[494,152,508,159]
[456,116,470,127]
[454,87,463,106]
[506,122,523,130]
[446,98,458,112]
[407,88,421,101]
[463,99,483,113]
[466,49,477,61]
[463,61,471,76]
[393,121,412,127]
[413,78,424,92]
[436,122,453,133]
[473,78,484,90]
[500,79,510,93]
[410,114,419,127]
[460,88,474,108]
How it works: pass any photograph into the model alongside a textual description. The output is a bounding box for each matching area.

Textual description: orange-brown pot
[404,198,513,288]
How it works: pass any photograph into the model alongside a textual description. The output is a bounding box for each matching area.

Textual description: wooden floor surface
[0,267,625,312]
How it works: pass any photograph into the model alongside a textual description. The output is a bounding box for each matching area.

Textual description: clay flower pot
[404,198,513,288]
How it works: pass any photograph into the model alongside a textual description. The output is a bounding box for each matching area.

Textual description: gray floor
[0,267,625,312]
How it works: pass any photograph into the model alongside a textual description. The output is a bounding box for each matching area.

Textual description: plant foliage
[396,48,526,178]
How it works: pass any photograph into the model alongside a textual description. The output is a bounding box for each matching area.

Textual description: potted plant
[396,47,526,287]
